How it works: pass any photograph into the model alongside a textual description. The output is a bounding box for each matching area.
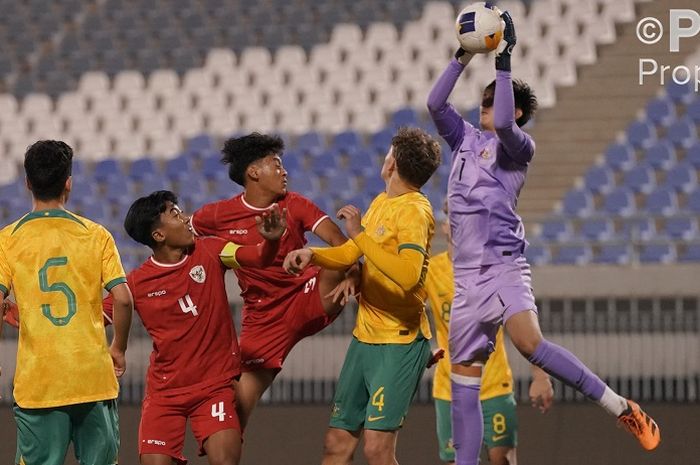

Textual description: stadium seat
[621,164,656,193]
[370,128,394,153]
[685,142,700,168]
[644,96,676,126]
[580,217,614,241]
[686,97,700,124]
[604,142,635,171]
[128,158,158,181]
[552,243,592,265]
[639,242,676,264]
[561,189,593,217]
[594,242,633,265]
[644,187,678,217]
[331,130,362,153]
[296,131,324,155]
[524,242,550,266]
[678,242,700,262]
[603,188,636,217]
[390,107,420,128]
[663,215,698,241]
[583,165,615,194]
[666,117,697,148]
[643,141,676,170]
[625,120,656,150]
[539,217,572,242]
[93,159,122,182]
[685,188,700,214]
[165,155,195,181]
[666,81,694,104]
[202,154,227,180]
[665,162,697,193]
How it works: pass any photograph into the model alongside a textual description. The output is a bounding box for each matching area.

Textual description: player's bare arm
[529,365,554,414]
[108,282,133,378]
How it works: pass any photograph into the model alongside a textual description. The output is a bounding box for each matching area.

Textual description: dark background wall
[1,403,696,465]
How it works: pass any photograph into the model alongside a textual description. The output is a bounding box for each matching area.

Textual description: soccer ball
[455,2,505,54]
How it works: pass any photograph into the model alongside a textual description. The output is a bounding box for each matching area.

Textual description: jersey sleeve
[396,203,433,256]
[292,194,329,233]
[101,228,127,291]
[102,273,133,326]
[0,240,10,297]
[191,201,220,236]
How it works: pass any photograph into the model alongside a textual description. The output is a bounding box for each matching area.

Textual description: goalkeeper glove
[495,11,516,72]
[454,47,474,66]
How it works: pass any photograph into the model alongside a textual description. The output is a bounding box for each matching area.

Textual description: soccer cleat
[617,400,661,451]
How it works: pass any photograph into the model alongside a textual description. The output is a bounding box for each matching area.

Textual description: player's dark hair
[483,79,538,127]
[221,132,284,186]
[124,190,179,248]
[23,140,73,201]
[391,127,441,188]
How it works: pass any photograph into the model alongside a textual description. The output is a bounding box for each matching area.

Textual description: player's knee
[323,429,355,459]
[510,331,542,358]
[362,437,393,464]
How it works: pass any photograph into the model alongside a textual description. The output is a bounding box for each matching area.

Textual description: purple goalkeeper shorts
[449,257,537,364]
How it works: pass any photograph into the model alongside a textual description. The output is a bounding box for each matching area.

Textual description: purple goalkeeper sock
[451,380,482,465]
[528,339,606,400]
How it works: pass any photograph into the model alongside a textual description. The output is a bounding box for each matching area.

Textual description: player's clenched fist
[283,248,313,276]
[336,205,362,238]
[255,203,287,241]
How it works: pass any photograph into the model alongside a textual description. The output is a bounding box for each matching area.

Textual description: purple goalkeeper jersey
[427,59,535,270]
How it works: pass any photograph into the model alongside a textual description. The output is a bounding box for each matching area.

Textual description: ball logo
[484,30,503,51]
[189,265,206,283]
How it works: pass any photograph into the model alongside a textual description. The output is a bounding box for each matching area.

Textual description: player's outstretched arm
[493,11,534,165]
[426,52,471,151]
[223,204,287,269]
[338,205,425,292]
[109,282,133,378]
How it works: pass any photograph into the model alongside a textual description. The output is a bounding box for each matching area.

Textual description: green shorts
[434,393,518,462]
[14,399,119,465]
[330,336,431,431]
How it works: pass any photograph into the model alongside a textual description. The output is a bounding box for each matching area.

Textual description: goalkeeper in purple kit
[427,9,660,465]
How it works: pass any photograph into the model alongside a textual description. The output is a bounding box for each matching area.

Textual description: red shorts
[240,271,333,372]
[138,379,240,464]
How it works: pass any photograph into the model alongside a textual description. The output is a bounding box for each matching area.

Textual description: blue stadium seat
[552,243,592,265]
[128,158,158,181]
[348,148,376,174]
[639,243,676,263]
[76,202,109,222]
[325,171,355,196]
[186,134,215,154]
[561,189,593,217]
[135,173,171,196]
[583,165,614,194]
[645,96,676,126]
[296,131,324,155]
[310,196,336,216]
[663,215,698,241]
[679,242,700,262]
[464,107,480,127]
[594,242,633,265]
[686,188,700,214]
[202,154,226,179]
[580,217,614,241]
[665,161,697,193]
[344,194,372,211]
[603,187,636,217]
[666,117,698,148]
[103,178,134,202]
[287,175,319,199]
[644,187,678,216]
[666,81,694,104]
[312,151,339,175]
[390,108,419,128]
[686,142,700,168]
[165,155,194,181]
[625,120,656,149]
[332,130,361,153]
[524,242,550,266]
[72,160,85,176]
[93,159,122,182]
[539,217,572,242]
[370,128,393,153]
[618,216,656,241]
[621,164,655,193]
[643,141,676,170]
[70,181,96,198]
[364,176,386,197]
[686,97,700,124]
[604,142,635,171]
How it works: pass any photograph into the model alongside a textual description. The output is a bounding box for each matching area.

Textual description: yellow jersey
[424,252,513,401]
[0,209,126,408]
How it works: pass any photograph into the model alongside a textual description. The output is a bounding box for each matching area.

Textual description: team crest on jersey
[376,225,385,236]
[479,148,491,159]
[189,265,206,283]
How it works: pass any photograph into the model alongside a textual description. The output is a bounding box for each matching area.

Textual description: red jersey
[191,192,328,316]
[105,237,239,395]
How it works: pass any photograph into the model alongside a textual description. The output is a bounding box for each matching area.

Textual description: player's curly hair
[391,127,441,188]
[23,140,73,201]
[124,190,179,248]
[483,79,538,127]
[221,133,285,186]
